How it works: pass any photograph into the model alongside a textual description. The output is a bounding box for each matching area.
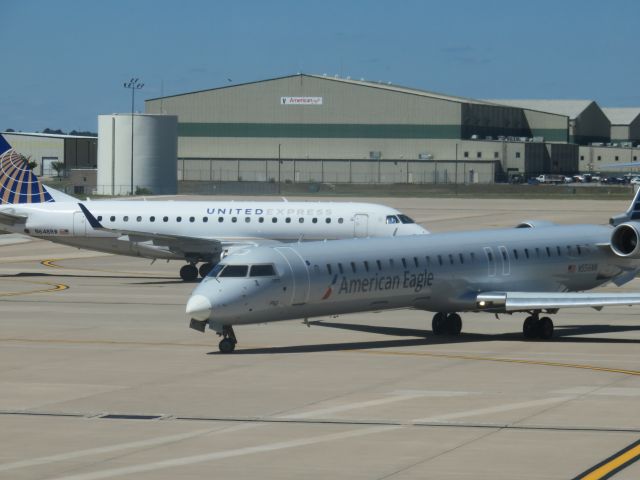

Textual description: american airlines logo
[281,96,323,105]
[206,207,333,216]
[323,269,435,299]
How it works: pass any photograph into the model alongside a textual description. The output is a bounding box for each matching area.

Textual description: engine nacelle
[611,222,640,258]
[515,220,557,229]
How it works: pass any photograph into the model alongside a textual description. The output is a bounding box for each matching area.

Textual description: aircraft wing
[476,291,640,311]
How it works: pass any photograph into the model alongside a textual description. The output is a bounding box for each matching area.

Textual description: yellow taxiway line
[574,439,640,479]
[0,281,68,297]
[360,349,640,377]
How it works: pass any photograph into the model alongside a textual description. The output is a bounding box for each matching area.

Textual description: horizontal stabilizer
[0,209,28,226]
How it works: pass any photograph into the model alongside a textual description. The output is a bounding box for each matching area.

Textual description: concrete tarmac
[1,196,639,479]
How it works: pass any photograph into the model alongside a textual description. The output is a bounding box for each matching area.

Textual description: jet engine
[611,222,640,258]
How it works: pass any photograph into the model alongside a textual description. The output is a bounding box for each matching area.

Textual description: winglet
[78,203,103,229]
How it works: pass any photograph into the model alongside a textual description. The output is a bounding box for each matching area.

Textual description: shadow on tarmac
[209,320,640,355]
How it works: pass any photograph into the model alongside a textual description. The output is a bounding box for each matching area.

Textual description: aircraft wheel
[538,317,554,340]
[199,262,214,278]
[523,316,538,339]
[446,313,462,335]
[180,264,198,282]
[432,312,446,335]
[219,338,236,354]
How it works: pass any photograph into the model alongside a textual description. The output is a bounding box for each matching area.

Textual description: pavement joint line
[357,349,640,376]
[1,410,639,434]
[572,438,640,480]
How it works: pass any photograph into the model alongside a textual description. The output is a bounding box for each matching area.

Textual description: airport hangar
[145,74,579,185]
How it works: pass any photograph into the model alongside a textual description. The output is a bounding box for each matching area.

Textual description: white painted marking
[391,390,473,397]
[278,393,426,419]
[46,425,397,480]
[413,396,573,423]
[0,426,251,473]
[555,387,640,397]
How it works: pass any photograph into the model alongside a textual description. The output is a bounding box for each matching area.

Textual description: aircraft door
[73,211,87,236]
[274,246,310,305]
[483,247,496,277]
[354,214,369,238]
[498,246,510,276]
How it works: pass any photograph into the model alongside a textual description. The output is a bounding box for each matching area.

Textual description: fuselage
[0,200,426,261]
[188,223,640,331]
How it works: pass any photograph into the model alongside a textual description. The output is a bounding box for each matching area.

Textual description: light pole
[124,78,144,195]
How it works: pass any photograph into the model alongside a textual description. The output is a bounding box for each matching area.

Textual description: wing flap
[476,291,640,311]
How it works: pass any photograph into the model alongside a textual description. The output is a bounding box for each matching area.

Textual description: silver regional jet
[187,189,640,352]
[0,134,426,280]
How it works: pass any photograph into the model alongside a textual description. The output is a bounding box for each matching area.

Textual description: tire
[199,262,214,278]
[538,317,554,340]
[523,316,538,339]
[446,313,462,335]
[219,338,236,353]
[180,264,198,282]
[432,313,446,335]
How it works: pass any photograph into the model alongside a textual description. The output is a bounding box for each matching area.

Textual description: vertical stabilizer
[0,134,75,204]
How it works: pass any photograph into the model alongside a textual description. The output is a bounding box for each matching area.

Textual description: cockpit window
[219,265,249,277]
[397,214,415,224]
[386,215,399,224]
[207,264,226,277]
[250,264,276,277]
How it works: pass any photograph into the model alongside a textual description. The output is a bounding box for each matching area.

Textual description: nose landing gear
[218,325,237,353]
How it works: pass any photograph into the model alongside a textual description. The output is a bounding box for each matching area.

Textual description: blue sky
[3,0,639,132]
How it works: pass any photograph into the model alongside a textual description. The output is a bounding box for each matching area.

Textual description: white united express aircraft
[187,188,640,352]
[0,135,427,280]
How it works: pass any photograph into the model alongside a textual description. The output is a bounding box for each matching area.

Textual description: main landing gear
[179,262,214,281]
[432,312,463,336]
[218,325,237,354]
[523,313,554,340]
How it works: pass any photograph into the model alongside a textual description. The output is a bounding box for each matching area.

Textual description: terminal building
[145,74,578,184]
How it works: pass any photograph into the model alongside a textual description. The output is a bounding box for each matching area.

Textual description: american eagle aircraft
[0,134,426,280]
[187,189,640,352]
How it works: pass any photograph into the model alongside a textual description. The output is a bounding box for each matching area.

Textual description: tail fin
[0,134,73,204]
[610,186,640,226]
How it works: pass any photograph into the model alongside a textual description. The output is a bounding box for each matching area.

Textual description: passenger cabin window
[189,217,195,223]
[123,216,129,222]
[338,263,344,274]
[414,257,419,267]
[285,217,291,223]
[176,216,182,222]
[110,216,115,222]
[258,217,264,223]
[364,261,370,272]
[299,218,304,223]
[312,218,318,223]
[150,216,156,222]
[202,217,208,223]
[338,218,344,224]
[163,216,168,222]
[327,264,332,275]
[245,217,251,223]
[272,217,277,223]
[218,217,224,223]
[97,216,103,221]
[402,258,407,268]
[376,260,382,271]
[326,218,331,224]
[249,264,276,277]
[231,217,237,223]
[350,262,357,273]
[219,265,249,277]
[136,216,142,222]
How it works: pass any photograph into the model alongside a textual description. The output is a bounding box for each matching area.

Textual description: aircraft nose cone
[186,294,212,321]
